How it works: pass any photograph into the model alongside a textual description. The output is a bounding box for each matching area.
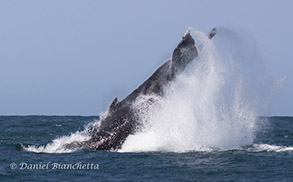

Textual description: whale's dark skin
[65,28,217,150]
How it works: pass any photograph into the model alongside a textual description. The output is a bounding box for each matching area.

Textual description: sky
[0,0,292,116]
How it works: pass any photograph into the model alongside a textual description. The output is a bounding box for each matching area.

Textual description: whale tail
[64,27,218,151]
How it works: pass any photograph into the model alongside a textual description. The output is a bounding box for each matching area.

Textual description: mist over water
[120,27,273,152]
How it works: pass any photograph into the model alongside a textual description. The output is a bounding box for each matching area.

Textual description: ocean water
[1,28,292,181]
[0,116,293,181]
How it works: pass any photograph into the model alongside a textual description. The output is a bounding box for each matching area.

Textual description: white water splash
[24,27,278,154]
[23,123,95,153]
[250,144,293,152]
[23,131,90,153]
[23,114,106,153]
[120,27,273,153]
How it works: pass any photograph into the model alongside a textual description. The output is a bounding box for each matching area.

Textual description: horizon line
[0,114,292,117]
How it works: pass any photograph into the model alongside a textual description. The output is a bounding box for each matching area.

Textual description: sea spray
[23,121,99,153]
[23,131,90,153]
[24,27,274,154]
[120,27,272,152]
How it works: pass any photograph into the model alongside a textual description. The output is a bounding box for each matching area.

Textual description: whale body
[65,28,217,150]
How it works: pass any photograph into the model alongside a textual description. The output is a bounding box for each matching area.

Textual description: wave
[249,144,293,153]
[23,131,90,153]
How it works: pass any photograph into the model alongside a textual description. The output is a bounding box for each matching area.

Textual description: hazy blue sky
[0,0,292,116]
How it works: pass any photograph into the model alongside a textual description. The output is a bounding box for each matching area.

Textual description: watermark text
[10,162,99,170]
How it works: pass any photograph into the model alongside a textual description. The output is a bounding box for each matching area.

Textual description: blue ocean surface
[0,116,292,181]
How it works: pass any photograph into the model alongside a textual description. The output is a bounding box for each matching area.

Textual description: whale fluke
[208,28,217,39]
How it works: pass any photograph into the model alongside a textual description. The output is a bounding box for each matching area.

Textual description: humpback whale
[65,28,217,150]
